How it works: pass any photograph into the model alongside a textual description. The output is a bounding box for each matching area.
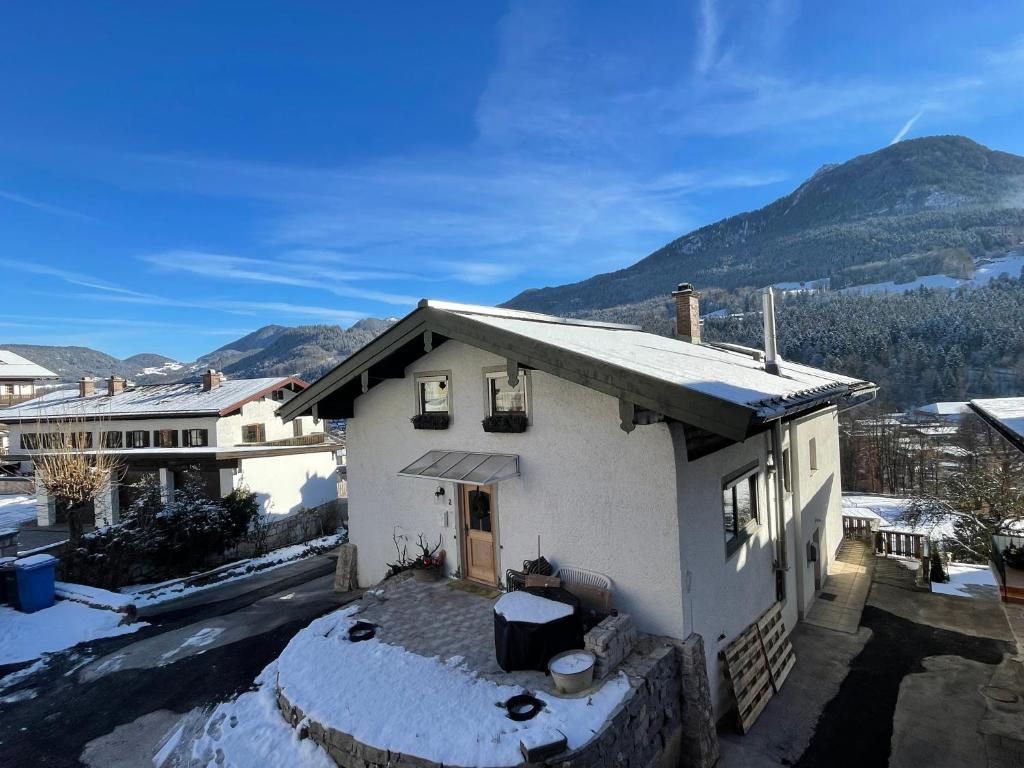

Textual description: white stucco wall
[347,341,685,637]
[671,425,782,717]
[789,407,844,615]
[7,415,220,449]
[218,397,320,445]
[237,450,339,515]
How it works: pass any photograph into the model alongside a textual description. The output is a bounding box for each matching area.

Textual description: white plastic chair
[554,566,613,614]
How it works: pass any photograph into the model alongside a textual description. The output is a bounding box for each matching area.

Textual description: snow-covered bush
[63,469,260,588]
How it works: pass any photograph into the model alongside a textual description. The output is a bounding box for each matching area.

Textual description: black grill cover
[494,586,584,672]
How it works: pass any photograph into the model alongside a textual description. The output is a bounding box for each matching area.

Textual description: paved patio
[357,575,555,691]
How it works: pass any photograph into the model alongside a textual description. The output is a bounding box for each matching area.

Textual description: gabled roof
[969,397,1024,454]
[0,376,307,421]
[913,401,970,417]
[278,300,876,441]
[0,350,59,381]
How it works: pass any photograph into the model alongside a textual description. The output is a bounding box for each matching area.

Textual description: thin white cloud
[0,190,94,221]
[144,250,421,306]
[890,110,924,144]
[695,0,722,75]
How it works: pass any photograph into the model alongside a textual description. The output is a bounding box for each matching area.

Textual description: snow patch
[0,494,37,528]
[160,627,226,664]
[275,607,630,767]
[0,602,146,665]
[494,591,573,624]
[192,663,335,768]
[931,563,998,599]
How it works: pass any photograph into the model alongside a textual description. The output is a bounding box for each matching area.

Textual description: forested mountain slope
[505,136,1024,314]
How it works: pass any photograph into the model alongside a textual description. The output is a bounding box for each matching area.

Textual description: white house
[0,349,59,408]
[278,287,876,716]
[3,370,340,525]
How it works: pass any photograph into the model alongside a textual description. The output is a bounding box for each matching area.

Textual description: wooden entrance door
[461,484,497,585]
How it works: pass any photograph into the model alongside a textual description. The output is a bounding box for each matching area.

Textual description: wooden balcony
[0,393,38,408]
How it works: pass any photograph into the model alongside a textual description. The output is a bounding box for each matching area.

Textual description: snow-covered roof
[0,377,305,421]
[914,402,970,417]
[280,298,876,441]
[970,397,1024,453]
[0,350,58,381]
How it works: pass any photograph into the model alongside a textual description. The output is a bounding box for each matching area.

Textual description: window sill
[725,523,758,558]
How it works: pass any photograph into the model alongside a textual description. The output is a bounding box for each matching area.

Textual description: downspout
[771,420,789,582]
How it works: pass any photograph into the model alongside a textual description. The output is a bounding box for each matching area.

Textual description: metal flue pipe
[762,287,781,375]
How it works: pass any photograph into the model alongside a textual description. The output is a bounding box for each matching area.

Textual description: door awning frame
[397,450,520,485]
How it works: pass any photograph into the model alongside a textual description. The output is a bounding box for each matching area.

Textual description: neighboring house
[910,401,971,424]
[0,350,59,408]
[3,370,339,525]
[970,397,1024,455]
[279,286,876,715]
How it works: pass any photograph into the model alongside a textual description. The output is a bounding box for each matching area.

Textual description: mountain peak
[504,135,1024,314]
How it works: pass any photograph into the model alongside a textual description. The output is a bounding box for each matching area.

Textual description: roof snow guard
[398,451,520,485]
[279,299,877,442]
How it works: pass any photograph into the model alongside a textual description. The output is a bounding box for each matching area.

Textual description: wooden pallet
[721,623,774,734]
[757,602,796,692]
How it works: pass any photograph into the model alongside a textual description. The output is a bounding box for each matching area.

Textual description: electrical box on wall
[439,509,449,528]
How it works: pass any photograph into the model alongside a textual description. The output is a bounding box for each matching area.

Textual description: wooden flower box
[411,412,450,430]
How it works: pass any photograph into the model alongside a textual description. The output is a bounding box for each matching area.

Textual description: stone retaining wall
[585,612,638,680]
[276,633,707,768]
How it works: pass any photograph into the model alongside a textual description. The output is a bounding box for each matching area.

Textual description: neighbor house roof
[278,300,876,442]
[0,350,59,381]
[969,397,1024,454]
[913,402,970,417]
[0,376,307,422]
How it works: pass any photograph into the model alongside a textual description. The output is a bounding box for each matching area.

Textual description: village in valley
[2,5,1024,768]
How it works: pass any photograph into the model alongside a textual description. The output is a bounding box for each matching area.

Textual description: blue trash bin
[15,554,58,613]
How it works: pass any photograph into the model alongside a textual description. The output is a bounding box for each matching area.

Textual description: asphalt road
[0,553,356,768]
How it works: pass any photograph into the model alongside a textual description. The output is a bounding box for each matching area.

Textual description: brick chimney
[78,377,96,397]
[671,283,701,344]
[107,375,126,396]
[201,369,222,391]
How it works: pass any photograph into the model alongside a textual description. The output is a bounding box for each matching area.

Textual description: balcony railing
[0,393,38,408]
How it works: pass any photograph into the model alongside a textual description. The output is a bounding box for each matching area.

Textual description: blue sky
[3,1,1024,360]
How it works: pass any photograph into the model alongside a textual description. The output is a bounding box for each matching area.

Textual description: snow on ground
[192,662,335,768]
[839,251,1024,296]
[55,582,135,611]
[932,563,999,599]
[0,494,36,528]
[123,531,345,607]
[841,494,955,539]
[0,601,146,665]
[274,607,631,767]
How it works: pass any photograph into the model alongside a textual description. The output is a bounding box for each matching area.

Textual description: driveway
[0,553,357,767]
[721,552,1024,768]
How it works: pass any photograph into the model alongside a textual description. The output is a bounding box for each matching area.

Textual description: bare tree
[32,416,122,541]
[906,464,1024,563]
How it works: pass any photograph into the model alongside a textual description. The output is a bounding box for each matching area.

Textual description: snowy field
[839,251,1024,296]
[0,494,36,528]
[0,602,146,665]
[195,605,631,767]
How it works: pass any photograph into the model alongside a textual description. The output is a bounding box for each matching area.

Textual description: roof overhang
[398,450,520,485]
[279,303,875,443]
[969,401,1024,455]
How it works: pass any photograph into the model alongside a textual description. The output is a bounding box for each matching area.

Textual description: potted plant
[1004,544,1024,570]
[388,532,447,581]
[482,413,528,433]
[411,412,450,430]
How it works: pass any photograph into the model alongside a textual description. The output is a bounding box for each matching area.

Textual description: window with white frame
[415,373,450,415]
[723,463,760,555]
[486,371,527,416]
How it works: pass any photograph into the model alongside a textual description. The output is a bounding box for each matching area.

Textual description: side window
[126,430,149,448]
[723,464,760,555]
[809,438,818,472]
[154,429,178,448]
[782,448,792,493]
[102,431,123,449]
[293,419,303,438]
[242,423,266,443]
[486,372,528,416]
[183,429,208,447]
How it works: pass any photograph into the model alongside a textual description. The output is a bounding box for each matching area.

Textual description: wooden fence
[876,529,928,558]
